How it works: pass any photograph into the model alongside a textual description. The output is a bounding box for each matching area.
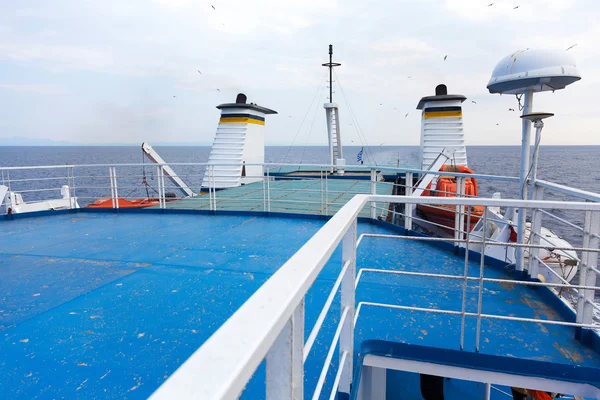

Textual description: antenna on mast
[322,44,341,103]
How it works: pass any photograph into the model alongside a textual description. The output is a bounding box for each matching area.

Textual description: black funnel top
[416,84,466,110]
[236,93,247,104]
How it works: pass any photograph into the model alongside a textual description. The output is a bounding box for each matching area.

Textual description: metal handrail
[536,179,600,202]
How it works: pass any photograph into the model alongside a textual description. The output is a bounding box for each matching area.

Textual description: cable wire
[282,73,327,164]
[334,70,378,166]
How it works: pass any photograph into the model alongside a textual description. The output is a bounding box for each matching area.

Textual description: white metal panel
[363,354,600,399]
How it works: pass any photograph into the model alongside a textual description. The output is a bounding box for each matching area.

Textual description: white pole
[370,169,377,219]
[528,120,544,199]
[516,89,533,271]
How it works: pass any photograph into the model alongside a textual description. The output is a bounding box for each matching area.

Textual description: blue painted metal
[0,211,599,399]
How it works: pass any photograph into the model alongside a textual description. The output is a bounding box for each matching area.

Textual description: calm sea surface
[1,145,599,248]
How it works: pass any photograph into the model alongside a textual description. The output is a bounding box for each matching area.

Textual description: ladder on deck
[326,105,344,171]
[330,108,343,162]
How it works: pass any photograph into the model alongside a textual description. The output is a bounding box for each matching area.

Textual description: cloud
[0,0,598,145]
[444,0,576,21]
[0,83,68,94]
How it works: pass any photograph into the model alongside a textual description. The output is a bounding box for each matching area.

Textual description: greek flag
[357,148,363,163]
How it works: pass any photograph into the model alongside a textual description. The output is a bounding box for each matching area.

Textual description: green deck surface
[160,178,393,217]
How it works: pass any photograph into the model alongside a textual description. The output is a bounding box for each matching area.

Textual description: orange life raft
[416,165,484,235]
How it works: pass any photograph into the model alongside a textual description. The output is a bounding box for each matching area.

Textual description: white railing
[149,195,600,400]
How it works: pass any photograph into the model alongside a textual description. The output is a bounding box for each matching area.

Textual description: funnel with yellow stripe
[202,93,277,189]
[416,84,468,171]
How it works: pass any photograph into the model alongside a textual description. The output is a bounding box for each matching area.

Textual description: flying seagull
[566,44,578,51]
[216,88,220,92]
[173,95,177,98]
[488,2,494,6]
[508,108,515,111]
[471,100,477,104]
[443,55,448,61]
[405,112,409,118]
[513,5,520,9]
[407,76,412,79]
[211,5,215,10]
[197,70,202,74]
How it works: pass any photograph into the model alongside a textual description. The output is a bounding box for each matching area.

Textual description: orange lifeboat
[417,165,484,235]
[86,197,163,209]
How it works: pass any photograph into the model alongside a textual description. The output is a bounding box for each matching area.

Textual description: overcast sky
[0,0,598,146]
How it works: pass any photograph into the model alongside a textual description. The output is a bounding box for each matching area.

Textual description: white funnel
[417,84,467,171]
[202,94,277,189]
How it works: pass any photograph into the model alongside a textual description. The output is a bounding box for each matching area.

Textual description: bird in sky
[496,123,500,125]
[443,55,448,61]
[513,5,520,9]
[566,44,578,51]
[405,113,409,118]
[509,108,515,111]
[211,5,215,10]
[197,70,202,74]
[173,95,177,98]
[407,76,412,79]
[471,100,477,104]
[488,2,495,6]
[216,88,220,92]
[379,103,383,106]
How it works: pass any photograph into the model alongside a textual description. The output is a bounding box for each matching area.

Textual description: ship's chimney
[202,93,277,189]
[416,85,468,170]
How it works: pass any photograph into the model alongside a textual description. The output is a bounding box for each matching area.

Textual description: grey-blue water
[1,145,599,249]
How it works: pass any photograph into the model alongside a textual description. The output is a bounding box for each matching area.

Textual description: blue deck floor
[0,211,598,399]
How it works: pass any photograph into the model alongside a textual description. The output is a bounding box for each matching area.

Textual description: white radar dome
[487,49,581,95]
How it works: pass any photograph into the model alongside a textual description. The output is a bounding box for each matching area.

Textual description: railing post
[528,186,544,279]
[161,166,167,209]
[339,219,357,394]
[577,209,600,334]
[263,167,267,212]
[370,168,377,219]
[404,172,413,230]
[320,169,324,215]
[70,166,77,208]
[454,177,466,247]
[112,167,120,209]
[476,207,488,352]
[208,165,214,211]
[211,165,217,212]
[325,171,328,216]
[109,167,116,209]
[266,299,304,400]
[460,206,472,351]
[266,167,271,213]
